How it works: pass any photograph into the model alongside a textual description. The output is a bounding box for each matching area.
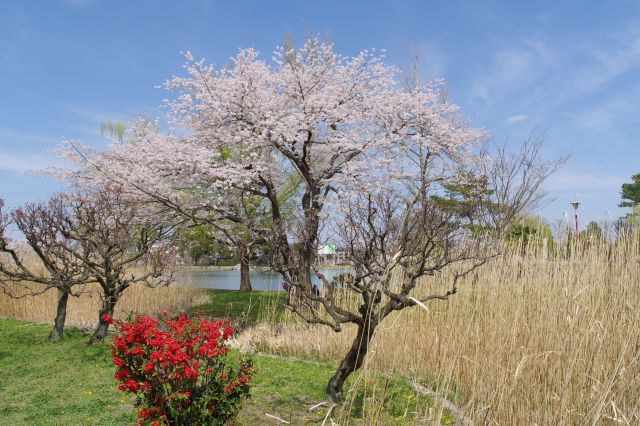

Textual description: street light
[570,199,580,235]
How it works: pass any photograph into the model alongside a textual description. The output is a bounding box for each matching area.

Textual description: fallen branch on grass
[308,401,327,411]
[321,404,336,426]
[265,413,290,424]
[411,382,473,426]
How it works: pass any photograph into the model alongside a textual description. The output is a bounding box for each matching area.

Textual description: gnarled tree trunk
[326,315,378,402]
[47,288,70,341]
[88,292,117,345]
[239,248,252,292]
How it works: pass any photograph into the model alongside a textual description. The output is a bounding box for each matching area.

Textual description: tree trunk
[88,294,117,345]
[326,317,378,402]
[239,250,252,292]
[47,288,70,342]
[298,252,313,291]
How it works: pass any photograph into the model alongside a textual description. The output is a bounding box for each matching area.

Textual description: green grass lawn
[0,320,134,425]
[0,318,443,425]
[189,289,286,324]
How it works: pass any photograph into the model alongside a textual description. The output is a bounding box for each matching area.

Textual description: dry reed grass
[236,237,640,425]
[0,276,209,330]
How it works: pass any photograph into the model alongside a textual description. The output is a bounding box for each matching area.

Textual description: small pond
[176,267,353,291]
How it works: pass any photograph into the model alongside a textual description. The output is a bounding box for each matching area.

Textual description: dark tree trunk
[239,250,252,292]
[47,288,70,342]
[298,252,313,291]
[88,293,117,345]
[288,253,314,309]
[326,316,378,402]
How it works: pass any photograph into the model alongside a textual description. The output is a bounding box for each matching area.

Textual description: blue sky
[1,0,639,228]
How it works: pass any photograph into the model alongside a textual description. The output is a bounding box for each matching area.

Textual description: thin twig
[309,401,327,411]
[321,404,336,426]
[265,413,290,424]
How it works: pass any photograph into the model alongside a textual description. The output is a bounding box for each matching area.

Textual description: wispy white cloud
[469,40,555,105]
[0,126,68,173]
[570,25,640,97]
[59,102,163,126]
[547,172,626,192]
[0,150,59,173]
[470,49,531,102]
[505,114,529,123]
[0,125,55,146]
[565,93,640,133]
[59,103,112,122]
[467,21,640,128]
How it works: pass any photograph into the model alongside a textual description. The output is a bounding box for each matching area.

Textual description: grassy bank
[0,318,445,425]
[189,289,286,324]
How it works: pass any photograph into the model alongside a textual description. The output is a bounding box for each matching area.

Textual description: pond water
[176,267,353,291]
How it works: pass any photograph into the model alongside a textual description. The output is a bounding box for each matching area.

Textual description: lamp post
[570,200,580,236]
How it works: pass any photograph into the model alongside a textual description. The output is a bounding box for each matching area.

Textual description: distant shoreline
[175,264,352,272]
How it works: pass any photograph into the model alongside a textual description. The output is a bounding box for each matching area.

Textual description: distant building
[317,244,346,265]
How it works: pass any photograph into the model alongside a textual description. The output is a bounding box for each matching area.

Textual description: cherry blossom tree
[57,39,485,391]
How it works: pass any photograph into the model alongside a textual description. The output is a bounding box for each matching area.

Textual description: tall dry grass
[236,237,640,424]
[0,276,209,330]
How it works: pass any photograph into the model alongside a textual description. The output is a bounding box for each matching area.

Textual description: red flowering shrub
[106,312,252,425]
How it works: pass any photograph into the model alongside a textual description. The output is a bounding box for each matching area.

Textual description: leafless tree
[482,129,569,234]
[63,187,177,344]
[0,196,92,341]
[280,152,497,401]
[1,188,178,345]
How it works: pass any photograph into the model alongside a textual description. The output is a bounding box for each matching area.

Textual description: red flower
[109,312,252,424]
[139,408,152,419]
[183,366,198,379]
[130,347,144,356]
[124,379,139,392]
[113,336,127,350]
[223,327,233,340]
[114,368,129,381]
[101,314,114,325]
